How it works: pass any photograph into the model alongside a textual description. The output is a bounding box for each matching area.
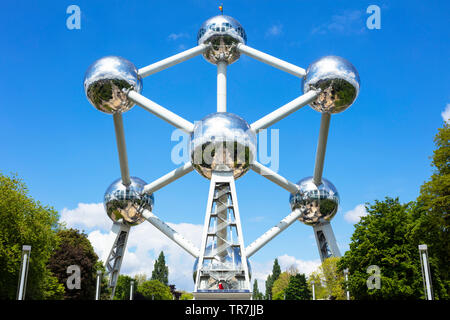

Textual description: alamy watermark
[66,265,81,290]
[366,265,381,289]
[66,5,81,30]
[366,5,381,30]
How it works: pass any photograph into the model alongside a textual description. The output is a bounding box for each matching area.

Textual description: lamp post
[343,268,350,300]
[95,270,102,300]
[418,244,433,300]
[130,280,135,300]
[17,245,31,300]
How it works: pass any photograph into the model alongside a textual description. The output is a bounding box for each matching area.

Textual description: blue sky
[1,1,449,291]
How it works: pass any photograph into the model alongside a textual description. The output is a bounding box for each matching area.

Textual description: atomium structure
[84,14,360,300]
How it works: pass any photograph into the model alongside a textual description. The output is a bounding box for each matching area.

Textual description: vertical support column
[217,61,227,112]
[419,244,433,300]
[193,171,252,300]
[17,245,31,300]
[113,112,131,187]
[105,222,131,299]
[95,270,102,300]
[313,113,331,186]
[313,221,341,262]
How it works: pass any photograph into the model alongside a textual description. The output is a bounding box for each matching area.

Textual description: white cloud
[344,204,368,223]
[266,24,283,37]
[60,202,110,232]
[312,10,365,35]
[441,103,450,123]
[168,33,189,41]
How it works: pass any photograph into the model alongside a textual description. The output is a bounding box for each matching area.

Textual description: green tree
[113,274,133,300]
[307,270,327,300]
[137,279,172,300]
[151,251,169,286]
[285,273,311,300]
[180,291,194,300]
[411,123,450,299]
[0,173,62,299]
[338,198,423,299]
[47,228,100,300]
[265,258,281,299]
[252,279,263,300]
[321,257,346,300]
[272,272,291,300]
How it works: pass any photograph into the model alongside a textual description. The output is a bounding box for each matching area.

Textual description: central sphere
[190,112,256,180]
[104,177,154,226]
[197,15,247,65]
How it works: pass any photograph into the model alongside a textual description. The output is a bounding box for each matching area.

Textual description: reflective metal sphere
[190,112,256,180]
[104,177,154,226]
[303,56,360,114]
[289,177,339,226]
[84,56,142,114]
[197,15,247,64]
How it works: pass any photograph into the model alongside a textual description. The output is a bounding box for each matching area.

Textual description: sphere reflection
[104,177,154,226]
[303,56,360,114]
[190,112,256,180]
[289,177,339,226]
[197,15,247,64]
[84,56,142,114]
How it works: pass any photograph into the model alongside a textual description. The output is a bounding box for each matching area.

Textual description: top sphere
[190,112,256,180]
[84,56,142,114]
[302,56,360,114]
[103,177,154,226]
[197,15,247,64]
[289,177,339,226]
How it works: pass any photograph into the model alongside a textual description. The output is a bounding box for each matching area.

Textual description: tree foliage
[338,198,423,299]
[321,257,346,300]
[137,279,172,300]
[113,274,133,300]
[411,123,450,299]
[272,272,291,300]
[285,273,311,300]
[151,251,169,286]
[252,279,264,300]
[0,173,62,299]
[47,228,100,300]
[265,258,281,299]
[307,270,327,300]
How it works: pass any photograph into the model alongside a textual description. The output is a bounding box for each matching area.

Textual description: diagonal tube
[237,44,307,78]
[142,209,200,258]
[245,208,304,258]
[250,161,299,194]
[313,113,331,186]
[250,90,319,133]
[142,162,193,195]
[113,113,131,186]
[127,90,194,134]
[138,44,208,78]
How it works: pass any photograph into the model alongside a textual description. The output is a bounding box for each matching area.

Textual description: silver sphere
[303,56,360,114]
[190,112,256,180]
[289,177,339,226]
[197,15,247,65]
[103,177,154,226]
[84,56,142,114]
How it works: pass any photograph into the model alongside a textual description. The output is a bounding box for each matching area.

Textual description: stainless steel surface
[113,113,131,186]
[303,56,360,114]
[84,56,142,114]
[104,177,154,226]
[193,246,252,289]
[190,112,256,180]
[312,113,331,186]
[198,15,247,64]
[289,176,339,226]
